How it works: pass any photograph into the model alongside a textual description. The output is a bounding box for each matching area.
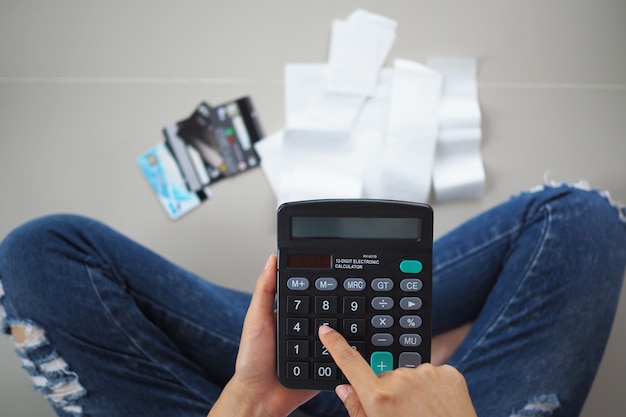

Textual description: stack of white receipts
[255,9,485,206]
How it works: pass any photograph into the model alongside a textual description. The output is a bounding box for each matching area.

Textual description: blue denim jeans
[1,184,625,417]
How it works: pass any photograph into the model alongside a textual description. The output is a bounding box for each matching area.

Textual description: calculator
[276,199,433,390]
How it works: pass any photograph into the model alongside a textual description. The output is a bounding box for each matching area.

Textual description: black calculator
[276,199,433,390]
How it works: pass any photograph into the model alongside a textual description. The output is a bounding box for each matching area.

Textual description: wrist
[209,376,283,417]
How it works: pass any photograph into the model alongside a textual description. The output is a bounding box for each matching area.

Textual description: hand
[319,325,477,417]
[208,255,318,417]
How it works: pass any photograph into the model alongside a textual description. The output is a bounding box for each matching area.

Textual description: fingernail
[264,254,274,270]
[335,384,352,402]
[318,324,333,335]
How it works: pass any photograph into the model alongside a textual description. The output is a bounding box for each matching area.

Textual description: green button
[370,351,394,375]
[400,259,423,274]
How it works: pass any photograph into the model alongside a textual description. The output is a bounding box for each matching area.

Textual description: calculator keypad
[279,260,430,390]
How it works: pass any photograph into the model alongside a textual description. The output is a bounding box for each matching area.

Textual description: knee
[0,214,92,267]
[529,185,625,242]
[0,214,96,311]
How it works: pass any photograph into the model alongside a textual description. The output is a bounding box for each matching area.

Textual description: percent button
[399,315,422,329]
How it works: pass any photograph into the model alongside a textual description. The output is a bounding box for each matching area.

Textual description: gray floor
[1,1,625,416]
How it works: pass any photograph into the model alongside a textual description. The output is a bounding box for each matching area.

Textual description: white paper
[325,9,397,95]
[254,130,284,197]
[367,60,442,203]
[281,129,361,203]
[256,10,486,206]
[285,63,366,132]
[428,57,485,201]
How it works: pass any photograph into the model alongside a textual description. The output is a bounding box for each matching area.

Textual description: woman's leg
[0,214,255,416]
[431,184,626,416]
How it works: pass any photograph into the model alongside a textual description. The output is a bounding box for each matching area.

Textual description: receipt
[325,9,397,95]
[429,57,485,201]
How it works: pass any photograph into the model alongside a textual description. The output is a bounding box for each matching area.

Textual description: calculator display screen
[291,217,421,240]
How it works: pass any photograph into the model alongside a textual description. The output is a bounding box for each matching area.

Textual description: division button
[371,297,394,310]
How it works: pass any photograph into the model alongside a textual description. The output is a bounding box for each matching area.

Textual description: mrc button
[399,259,423,274]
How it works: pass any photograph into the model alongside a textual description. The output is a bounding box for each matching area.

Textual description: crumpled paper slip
[365,60,443,203]
[285,63,366,132]
[429,57,485,201]
[325,9,397,96]
[255,10,485,206]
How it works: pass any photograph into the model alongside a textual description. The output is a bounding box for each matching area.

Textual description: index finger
[318,325,377,387]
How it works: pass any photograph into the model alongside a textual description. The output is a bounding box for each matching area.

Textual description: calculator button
[399,352,422,368]
[287,296,310,313]
[287,318,309,336]
[400,297,422,310]
[286,362,309,380]
[399,334,422,347]
[343,277,366,291]
[371,333,394,346]
[315,341,332,359]
[315,296,338,314]
[400,278,423,292]
[343,296,366,314]
[287,340,309,358]
[315,277,338,291]
[370,351,394,375]
[371,315,394,329]
[399,315,422,329]
[314,363,338,380]
[399,259,423,274]
[343,319,366,337]
[287,277,309,290]
[348,341,366,357]
[315,318,337,331]
[371,297,394,310]
[371,278,394,291]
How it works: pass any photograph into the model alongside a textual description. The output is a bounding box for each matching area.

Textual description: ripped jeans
[1,184,625,417]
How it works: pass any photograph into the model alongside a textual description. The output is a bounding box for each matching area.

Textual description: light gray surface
[1,1,625,416]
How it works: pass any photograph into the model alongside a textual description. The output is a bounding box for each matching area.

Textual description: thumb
[336,385,367,417]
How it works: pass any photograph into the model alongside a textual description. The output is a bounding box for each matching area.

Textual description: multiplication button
[371,315,394,329]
